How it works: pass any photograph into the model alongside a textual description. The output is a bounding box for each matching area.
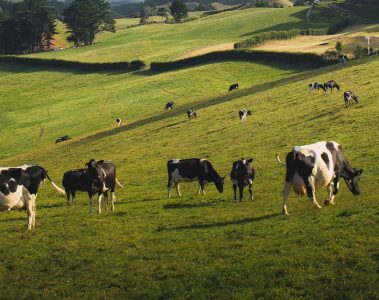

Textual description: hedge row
[0,56,146,71]
[150,50,339,71]
[234,29,300,49]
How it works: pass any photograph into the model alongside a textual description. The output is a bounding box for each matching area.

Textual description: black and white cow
[164,101,175,111]
[187,108,197,119]
[116,118,122,127]
[0,165,65,229]
[276,141,363,215]
[63,159,123,213]
[239,109,252,122]
[309,82,326,93]
[167,158,224,197]
[55,135,71,144]
[344,91,359,107]
[229,83,239,92]
[230,158,255,201]
[324,80,340,92]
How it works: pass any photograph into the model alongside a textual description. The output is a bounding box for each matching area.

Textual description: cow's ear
[247,158,253,163]
[355,169,363,176]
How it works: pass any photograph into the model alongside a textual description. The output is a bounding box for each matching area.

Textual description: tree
[0,0,56,54]
[140,4,156,25]
[63,0,115,46]
[169,0,187,23]
[157,7,168,22]
[335,41,343,53]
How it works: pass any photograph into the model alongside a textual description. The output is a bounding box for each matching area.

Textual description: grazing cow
[116,118,122,127]
[229,83,239,92]
[0,165,65,229]
[164,101,174,111]
[309,82,326,93]
[167,158,224,198]
[276,141,363,215]
[230,158,255,201]
[239,109,252,122]
[344,91,359,107]
[55,135,71,144]
[63,159,123,213]
[187,108,197,119]
[324,80,340,92]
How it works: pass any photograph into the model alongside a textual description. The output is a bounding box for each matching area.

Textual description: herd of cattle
[1,82,363,229]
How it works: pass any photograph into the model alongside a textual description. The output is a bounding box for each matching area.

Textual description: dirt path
[178,43,234,59]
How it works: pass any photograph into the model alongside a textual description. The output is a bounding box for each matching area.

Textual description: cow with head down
[276,141,363,215]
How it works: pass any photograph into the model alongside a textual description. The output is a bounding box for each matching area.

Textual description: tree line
[0,0,114,54]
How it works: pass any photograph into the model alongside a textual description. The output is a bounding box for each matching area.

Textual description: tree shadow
[160,213,280,231]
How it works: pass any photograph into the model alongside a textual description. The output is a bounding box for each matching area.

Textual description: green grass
[0,55,378,298]
[26,7,313,63]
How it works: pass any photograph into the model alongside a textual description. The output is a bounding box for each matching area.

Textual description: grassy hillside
[0,56,378,298]
[25,7,313,63]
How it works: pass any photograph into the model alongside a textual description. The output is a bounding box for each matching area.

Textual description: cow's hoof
[282,209,289,215]
[324,200,330,206]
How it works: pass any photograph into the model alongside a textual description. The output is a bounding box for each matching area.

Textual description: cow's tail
[276,154,286,166]
[45,172,66,196]
[116,178,124,189]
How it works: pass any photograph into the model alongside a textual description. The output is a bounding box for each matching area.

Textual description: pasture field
[0,55,378,298]
[25,7,313,63]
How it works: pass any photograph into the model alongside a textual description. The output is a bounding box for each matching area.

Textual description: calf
[324,80,340,92]
[116,118,122,127]
[239,109,252,122]
[344,91,359,107]
[0,165,65,229]
[276,141,363,215]
[164,101,174,111]
[309,82,326,93]
[55,135,71,144]
[229,83,239,92]
[187,108,197,119]
[167,158,224,197]
[230,158,255,201]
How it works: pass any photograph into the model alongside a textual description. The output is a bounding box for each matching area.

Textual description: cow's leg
[238,185,244,201]
[248,182,254,201]
[104,193,109,210]
[233,184,237,200]
[25,195,36,230]
[175,183,182,197]
[197,184,202,195]
[98,193,103,214]
[282,181,292,215]
[310,188,322,209]
[72,191,75,206]
[111,192,116,211]
[167,181,173,198]
[88,193,93,214]
[325,183,335,206]
[31,195,36,229]
[333,176,340,196]
[199,181,206,195]
[66,192,70,205]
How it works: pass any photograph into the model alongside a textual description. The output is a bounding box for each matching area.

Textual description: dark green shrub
[234,29,300,49]
[129,59,146,70]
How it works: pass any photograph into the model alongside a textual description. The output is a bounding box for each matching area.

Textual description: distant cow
[230,158,255,201]
[167,158,224,198]
[116,118,122,127]
[63,159,123,213]
[165,101,174,111]
[0,165,65,229]
[229,83,239,92]
[344,91,359,107]
[239,109,252,122]
[324,80,340,92]
[187,108,197,119]
[55,135,71,144]
[276,141,363,215]
[309,82,326,93]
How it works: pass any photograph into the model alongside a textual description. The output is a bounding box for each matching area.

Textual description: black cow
[276,141,362,215]
[187,108,197,119]
[55,135,71,144]
[165,101,174,111]
[324,80,340,92]
[63,159,123,213]
[239,109,252,122]
[229,83,239,92]
[167,158,224,197]
[0,165,65,229]
[116,118,122,127]
[309,82,326,93]
[230,158,255,201]
[344,91,359,107]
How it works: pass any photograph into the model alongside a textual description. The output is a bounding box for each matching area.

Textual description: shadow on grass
[160,213,280,231]
[38,203,65,209]
[163,202,216,209]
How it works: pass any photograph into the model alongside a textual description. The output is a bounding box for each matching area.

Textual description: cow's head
[85,159,105,182]
[353,95,359,104]
[247,110,252,116]
[215,176,225,193]
[343,169,363,195]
